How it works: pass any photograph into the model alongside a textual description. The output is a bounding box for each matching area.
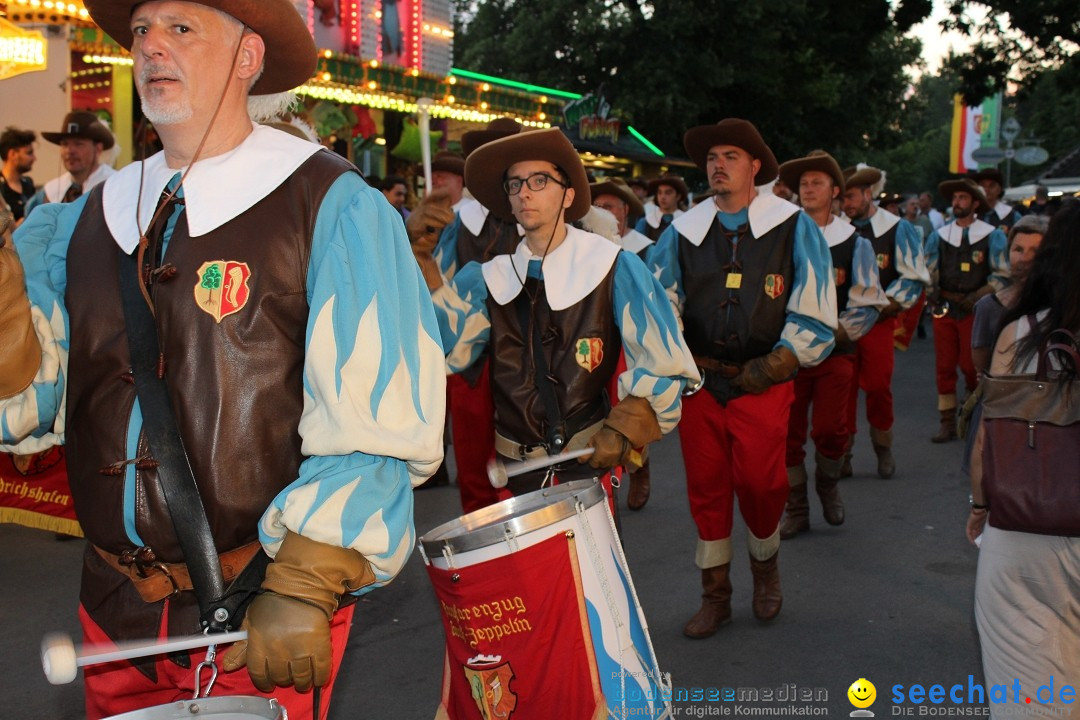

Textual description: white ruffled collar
[672,192,801,246]
[939,218,995,247]
[102,123,322,252]
[481,225,621,311]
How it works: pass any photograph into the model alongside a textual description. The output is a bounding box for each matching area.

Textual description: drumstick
[487,448,594,488]
[41,629,248,685]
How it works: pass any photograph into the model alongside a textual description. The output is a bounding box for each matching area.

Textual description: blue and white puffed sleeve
[841,235,888,342]
[260,173,446,589]
[1,198,83,452]
[430,261,491,374]
[924,230,942,296]
[612,252,699,435]
[987,228,1010,292]
[647,224,686,329]
[433,214,462,281]
[780,213,837,367]
[889,219,929,308]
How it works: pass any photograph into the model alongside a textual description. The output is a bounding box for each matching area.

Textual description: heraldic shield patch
[575,338,604,372]
[194,260,251,322]
[763,273,785,300]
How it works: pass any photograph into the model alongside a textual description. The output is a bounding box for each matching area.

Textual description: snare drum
[420,479,671,719]
[104,696,284,720]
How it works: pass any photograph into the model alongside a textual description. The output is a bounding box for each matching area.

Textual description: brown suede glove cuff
[261,531,375,620]
[0,246,42,399]
[733,346,799,395]
[602,395,662,449]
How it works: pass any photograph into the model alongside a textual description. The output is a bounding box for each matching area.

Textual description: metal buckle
[682,368,706,397]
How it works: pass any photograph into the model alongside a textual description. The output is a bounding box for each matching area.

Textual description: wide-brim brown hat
[465,128,590,222]
[590,177,645,218]
[878,191,904,207]
[683,118,778,184]
[430,150,465,176]
[845,165,883,189]
[646,175,689,200]
[778,150,844,195]
[939,177,989,212]
[42,111,115,149]
[83,0,316,95]
[972,168,1004,187]
[461,117,522,157]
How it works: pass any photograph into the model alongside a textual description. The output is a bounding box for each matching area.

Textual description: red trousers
[846,318,896,434]
[895,292,926,351]
[932,313,977,399]
[786,354,855,467]
[677,382,793,540]
[81,601,355,720]
[447,363,499,514]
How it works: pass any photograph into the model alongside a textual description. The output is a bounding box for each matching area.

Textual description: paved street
[1,328,988,718]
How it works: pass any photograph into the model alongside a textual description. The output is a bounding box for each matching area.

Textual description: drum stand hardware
[41,629,248,685]
[194,642,220,698]
[486,447,594,488]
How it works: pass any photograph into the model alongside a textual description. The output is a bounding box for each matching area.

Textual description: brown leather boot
[869,426,895,478]
[840,433,854,478]
[779,465,809,539]
[749,553,782,621]
[814,452,845,526]
[931,408,957,443]
[626,457,651,511]
[682,565,732,639]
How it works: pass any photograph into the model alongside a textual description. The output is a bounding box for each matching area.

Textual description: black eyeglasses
[503,172,566,196]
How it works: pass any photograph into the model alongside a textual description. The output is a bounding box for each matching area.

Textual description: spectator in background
[904,195,934,242]
[0,127,37,226]
[381,174,409,219]
[429,150,466,210]
[919,190,945,230]
[966,200,1080,714]
[1027,185,1061,217]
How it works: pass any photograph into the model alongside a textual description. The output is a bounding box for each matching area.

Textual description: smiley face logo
[848,678,877,709]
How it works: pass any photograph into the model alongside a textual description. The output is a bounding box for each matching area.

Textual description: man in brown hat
[973,168,1022,234]
[429,149,466,208]
[413,118,525,514]
[636,174,688,241]
[775,151,889,538]
[1,1,444,717]
[650,118,837,637]
[418,127,698,511]
[924,178,1008,442]
[840,164,928,478]
[28,111,116,210]
[590,176,655,510]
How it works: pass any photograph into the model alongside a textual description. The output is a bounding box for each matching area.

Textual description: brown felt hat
[646,175,689,201]
[590,177,645,218]
[845,165,883,189]
[430,150,465,176]
[83,0,316,95]
[939,177,989,212]
[464,128,590,222]
[878,191,905,206]
[778,150,844,195]
[972,168,1005,187]
[683,118,778,184]
[461,117,522,157]
[42,111,115,150]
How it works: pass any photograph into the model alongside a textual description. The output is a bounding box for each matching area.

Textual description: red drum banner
[429,533,606,720]
[0,446,82,536]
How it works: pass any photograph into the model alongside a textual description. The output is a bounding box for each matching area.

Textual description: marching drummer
[415,128,699,505]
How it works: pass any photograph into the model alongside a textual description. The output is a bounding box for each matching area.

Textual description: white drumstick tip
[42,632,78,685]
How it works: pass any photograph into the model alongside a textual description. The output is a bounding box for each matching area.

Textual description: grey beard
[141,98,194,126]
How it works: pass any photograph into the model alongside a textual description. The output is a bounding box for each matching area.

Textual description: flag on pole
[950,93,1002,173]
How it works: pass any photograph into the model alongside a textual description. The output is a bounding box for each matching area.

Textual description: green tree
[201,264,222,305]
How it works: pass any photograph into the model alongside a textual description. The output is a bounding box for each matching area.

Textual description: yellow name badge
[961,262,971,272]
[726,273,743,289]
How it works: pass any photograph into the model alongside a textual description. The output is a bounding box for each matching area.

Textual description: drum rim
[102,695,283,719]
[419,479,605,557]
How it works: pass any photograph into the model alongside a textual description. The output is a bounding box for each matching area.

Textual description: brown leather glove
[880,298,903,318]
[406,191,455,292]
[222,532,374,692]
[0,246,42,399]
[732,346,798,395]
[579,395,661,470]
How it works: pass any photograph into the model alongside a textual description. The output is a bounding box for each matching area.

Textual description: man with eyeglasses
[650,119,837,639]
[415,128,698,510]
